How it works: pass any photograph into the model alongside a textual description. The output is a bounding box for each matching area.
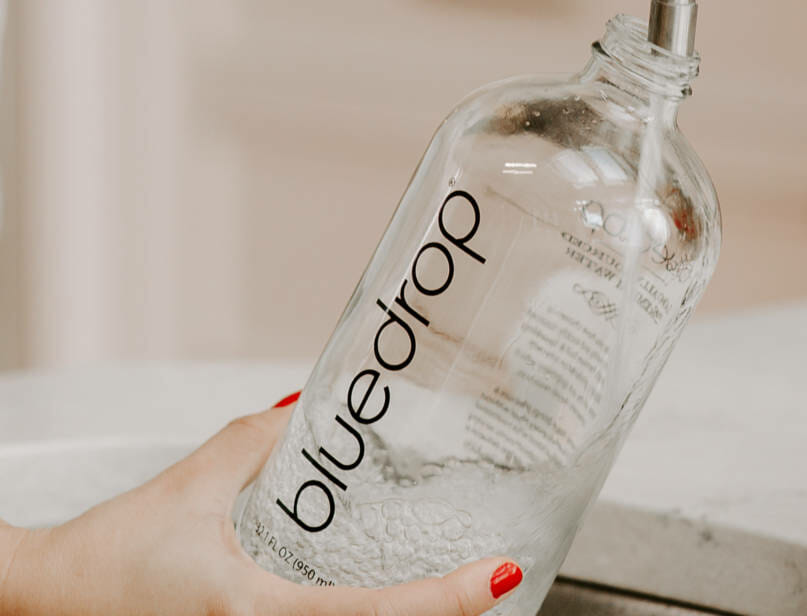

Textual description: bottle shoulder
[429,76,720,276]
[666,128,722,251]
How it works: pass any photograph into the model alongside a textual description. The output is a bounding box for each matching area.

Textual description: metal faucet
[648,0,698,56]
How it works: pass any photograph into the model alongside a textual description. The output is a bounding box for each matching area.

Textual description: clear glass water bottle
[237,3,720,614]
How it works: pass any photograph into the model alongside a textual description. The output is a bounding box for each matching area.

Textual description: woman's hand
[0,394,522,615]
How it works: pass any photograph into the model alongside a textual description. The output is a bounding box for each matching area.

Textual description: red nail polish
[272,391,301,408]
[490,562,522,599]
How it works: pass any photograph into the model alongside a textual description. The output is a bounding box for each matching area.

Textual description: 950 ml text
[254,520,335,586]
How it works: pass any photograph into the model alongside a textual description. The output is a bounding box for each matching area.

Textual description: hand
[0,394,523,615]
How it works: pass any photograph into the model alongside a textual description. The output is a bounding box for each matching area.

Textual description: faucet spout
[648,0,698,57]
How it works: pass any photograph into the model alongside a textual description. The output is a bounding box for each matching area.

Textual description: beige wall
[2,0,805,370]
[0,0,18,370]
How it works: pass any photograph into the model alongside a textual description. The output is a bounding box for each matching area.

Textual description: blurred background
[0,0,804,371]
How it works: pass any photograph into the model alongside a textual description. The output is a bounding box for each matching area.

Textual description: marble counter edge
[561,499,807,616]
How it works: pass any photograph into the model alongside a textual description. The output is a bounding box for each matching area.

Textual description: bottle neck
[577,15,700,127]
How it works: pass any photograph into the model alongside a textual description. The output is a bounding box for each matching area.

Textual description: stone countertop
[1,302,805,615]
[562,301,807,615]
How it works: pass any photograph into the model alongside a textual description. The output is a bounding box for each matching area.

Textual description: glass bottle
[237,8,720,615]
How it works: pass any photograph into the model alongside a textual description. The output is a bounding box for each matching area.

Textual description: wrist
[0,523,47,614]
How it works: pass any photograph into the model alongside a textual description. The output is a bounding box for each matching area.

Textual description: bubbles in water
[239,391,603,615]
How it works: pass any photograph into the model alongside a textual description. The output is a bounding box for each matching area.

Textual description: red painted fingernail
[272,391,301,408]
[490,562,522,599]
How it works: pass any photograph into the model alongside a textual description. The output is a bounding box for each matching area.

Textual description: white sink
[0,361,310,527]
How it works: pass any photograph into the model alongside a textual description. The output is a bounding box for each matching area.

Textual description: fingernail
[272,390,301,408]
[490,562,523,599]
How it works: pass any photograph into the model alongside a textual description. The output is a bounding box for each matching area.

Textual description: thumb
[169,390,301,501]
[290,557,523,616]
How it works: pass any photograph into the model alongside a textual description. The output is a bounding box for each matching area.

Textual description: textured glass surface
[237,15,720,615]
